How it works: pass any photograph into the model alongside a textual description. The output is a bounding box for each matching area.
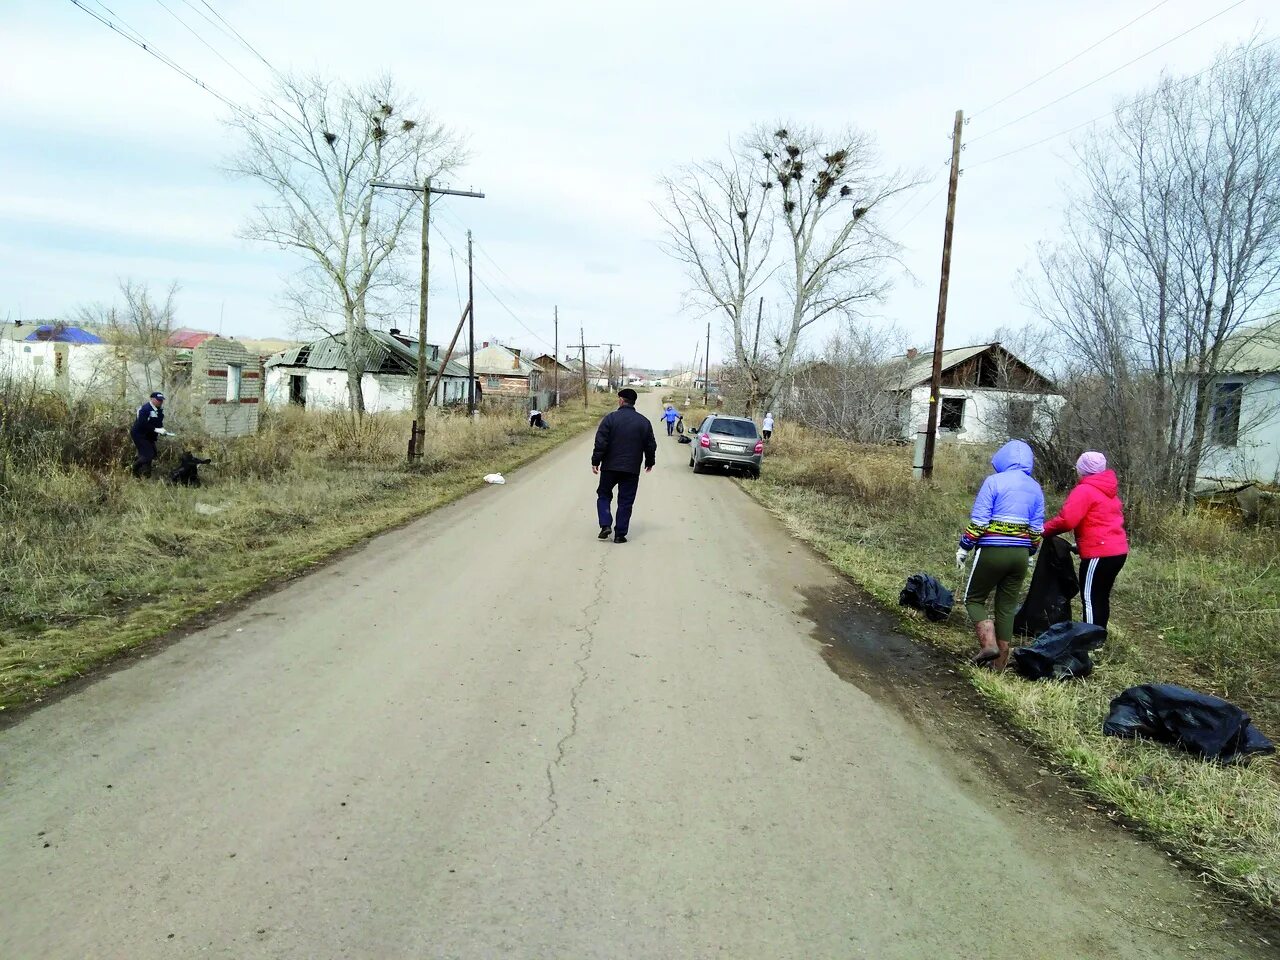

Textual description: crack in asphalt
[533,557,608,836]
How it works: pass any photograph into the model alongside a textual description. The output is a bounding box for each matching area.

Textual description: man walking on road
[592,388,656,544]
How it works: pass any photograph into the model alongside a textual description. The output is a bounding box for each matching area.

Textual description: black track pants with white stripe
[1079,554,1127,628]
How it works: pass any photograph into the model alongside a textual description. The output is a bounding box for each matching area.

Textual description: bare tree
[657,154,775,412]
[753,124,914,413]
[787,320,908,442]
[78,280,180,403]
[228,73,466,417]
[1028,39,1280,497]
[659,124,914,417]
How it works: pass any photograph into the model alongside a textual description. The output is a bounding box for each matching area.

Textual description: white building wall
[265,367,469,411]
[0,340,123,394]
[1198,373,1280,484]
[902,386,1063,444]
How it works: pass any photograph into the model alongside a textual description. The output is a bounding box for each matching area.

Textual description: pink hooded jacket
[1042,469,1129,558]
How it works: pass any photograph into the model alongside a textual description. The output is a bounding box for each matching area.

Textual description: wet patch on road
[800,582,1093,820]
[799,580,1280,951]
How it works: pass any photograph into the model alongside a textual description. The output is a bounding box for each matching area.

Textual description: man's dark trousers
[132,436,156,478]
[597,470,640,536]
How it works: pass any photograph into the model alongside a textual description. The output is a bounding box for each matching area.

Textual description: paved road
[0,394,1269,959]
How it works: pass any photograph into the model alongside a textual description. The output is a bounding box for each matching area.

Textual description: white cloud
[1,0,1270,362]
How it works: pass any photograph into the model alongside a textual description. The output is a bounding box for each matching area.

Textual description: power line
[64,0,243,112]
[195,0,281,76]
[435,204,535,304]
[175,0,250,51]
[149,0,271,97]
[897,180,950,232]
[966,0,1249,147]
[431,222,556,351]
[965,34,1279,170]
[970,0,1174,119]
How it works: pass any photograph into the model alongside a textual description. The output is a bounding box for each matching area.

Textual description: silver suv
[689,415,763,478]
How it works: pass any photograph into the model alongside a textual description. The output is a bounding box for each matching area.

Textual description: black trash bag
[1012,621,1106,681]
[677,434,692,444]
[1103,684,1275,763]
[1014,535,1079,638]
[898,573,954,623]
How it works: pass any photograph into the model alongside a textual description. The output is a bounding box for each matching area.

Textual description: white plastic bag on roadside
[483,473,506,485]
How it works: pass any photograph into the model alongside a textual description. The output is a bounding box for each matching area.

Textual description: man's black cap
[618,388,638,403]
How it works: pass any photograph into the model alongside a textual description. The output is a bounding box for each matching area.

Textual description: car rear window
[709,419,758,438]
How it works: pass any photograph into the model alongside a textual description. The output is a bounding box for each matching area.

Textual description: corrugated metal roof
[168,328,216,349]
[893,343,995,391]
[463,342,538,377]
[268,330,470,378]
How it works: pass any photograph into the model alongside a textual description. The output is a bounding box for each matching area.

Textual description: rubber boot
[973,619,999,666]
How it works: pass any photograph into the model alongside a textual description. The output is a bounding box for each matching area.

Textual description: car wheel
[748,467,760,480]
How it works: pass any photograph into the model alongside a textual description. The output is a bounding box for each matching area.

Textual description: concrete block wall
[191,337,261,437]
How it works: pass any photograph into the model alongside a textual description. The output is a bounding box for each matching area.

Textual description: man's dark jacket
[131,401,164,443]
[592,404,657,474]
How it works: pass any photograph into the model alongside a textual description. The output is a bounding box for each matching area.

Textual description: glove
[955,548,968,571]
[155,428,169,436]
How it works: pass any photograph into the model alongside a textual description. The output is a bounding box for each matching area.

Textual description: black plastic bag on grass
[898,573,953,623]
[1012,621,1106,681]
[1103,683,1275,763]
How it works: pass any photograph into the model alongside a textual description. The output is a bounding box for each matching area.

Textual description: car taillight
[699,434,710,447]
[754,441,764,454]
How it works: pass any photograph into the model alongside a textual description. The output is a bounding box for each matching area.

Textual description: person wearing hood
[661,404,680,436]
[1042,451,1128,628]
[956,439,1045,669]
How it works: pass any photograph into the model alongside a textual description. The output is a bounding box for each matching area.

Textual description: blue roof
[24,325,104,344]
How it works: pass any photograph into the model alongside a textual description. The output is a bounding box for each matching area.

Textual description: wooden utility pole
[553,306,560,407]
[703,321,711,406]
[602,342,620,390]
[467,230,477,416]
[567,329,601,410]
[370,179,484,457]
[921,109,964,481]
[581,327,589,410]
[417,178,431,428]
[751,296,763,363]
[425,302,472,410]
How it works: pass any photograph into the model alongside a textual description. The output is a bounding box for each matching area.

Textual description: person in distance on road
[130,391,169,478]
[591,387,656,544]
[955,439,1045,670]
[661,403,680,436]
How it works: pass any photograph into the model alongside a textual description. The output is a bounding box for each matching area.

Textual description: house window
[940,396,966,431]
[487,375,501,389]
[226,363,242,402]
[1210,382,1243,446]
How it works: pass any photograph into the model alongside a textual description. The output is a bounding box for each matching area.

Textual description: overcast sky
[1,0,1270,369]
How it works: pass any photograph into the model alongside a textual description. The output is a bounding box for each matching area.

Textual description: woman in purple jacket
[956,440,1045,669]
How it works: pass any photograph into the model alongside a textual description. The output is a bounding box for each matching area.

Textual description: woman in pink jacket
[1041,451,1129,628]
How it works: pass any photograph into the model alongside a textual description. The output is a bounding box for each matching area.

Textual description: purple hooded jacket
[959,440,1045,554]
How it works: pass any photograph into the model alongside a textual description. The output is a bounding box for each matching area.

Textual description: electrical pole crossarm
[370,181,486,199]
